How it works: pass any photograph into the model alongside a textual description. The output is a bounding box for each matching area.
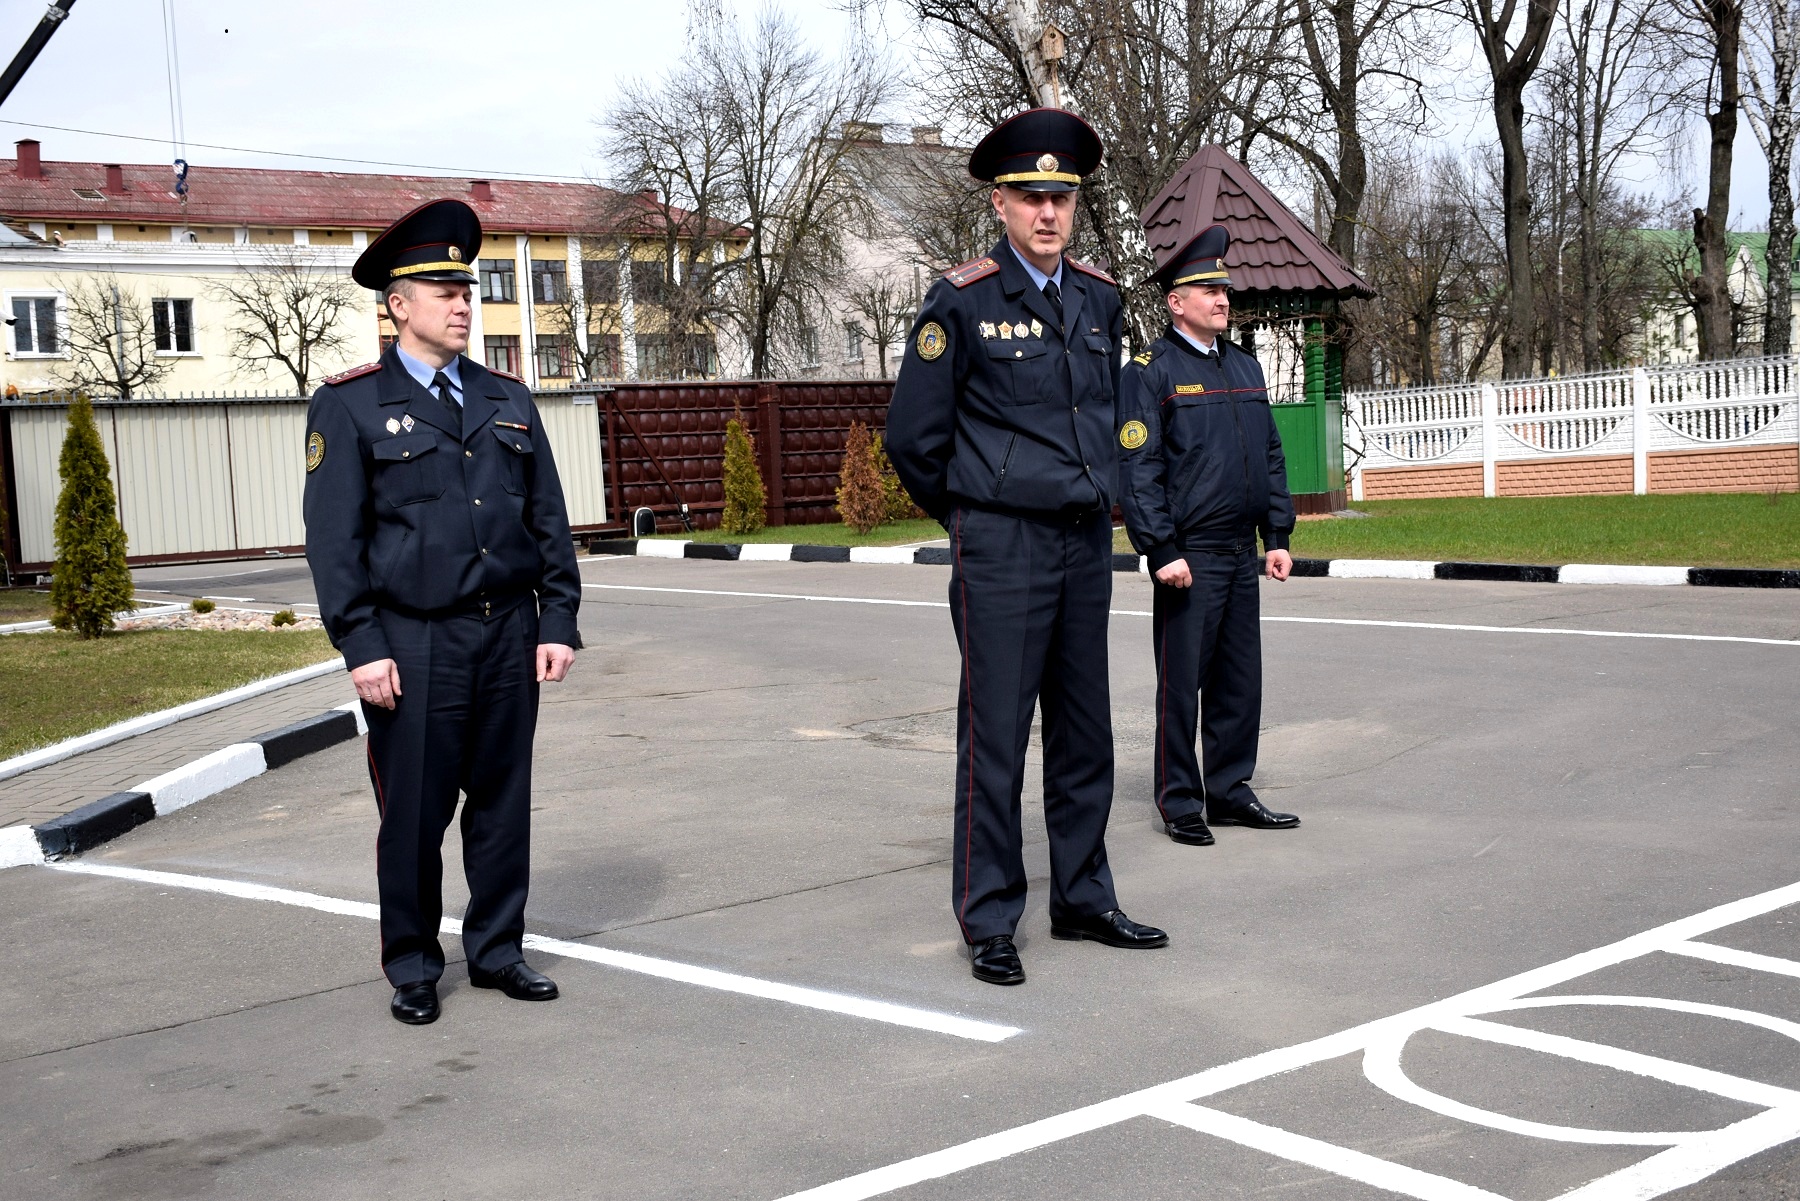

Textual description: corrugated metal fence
[0,380,892,571]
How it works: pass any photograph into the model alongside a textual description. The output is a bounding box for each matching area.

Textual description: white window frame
[152,296,201,357]
[5,290,66,359]
[843,320,863,363]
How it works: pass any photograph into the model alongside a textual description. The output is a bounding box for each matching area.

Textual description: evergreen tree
[835,420,887,534]
[50,396,133,638]
[873,433,925,523]
[718,417,767,535]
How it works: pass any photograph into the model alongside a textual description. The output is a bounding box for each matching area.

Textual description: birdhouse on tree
[1038,21,1066,61]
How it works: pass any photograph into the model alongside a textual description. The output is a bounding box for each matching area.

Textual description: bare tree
[846,270,918,377]
[1744,0,1800,355]
[209,247,360,393]
[54,276,172,399]
[1676,0,1746,359]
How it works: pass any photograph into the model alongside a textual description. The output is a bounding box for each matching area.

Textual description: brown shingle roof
[0,153,722,237]
[1140,145,1374,299]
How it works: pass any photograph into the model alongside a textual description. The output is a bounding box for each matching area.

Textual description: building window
[532,260,566,304]
[798,324,820,369]
[535,334,572,379]
[153,297,195,353]
[843,321,863,362]
[635,333,716,379]
[10,295,59,355]
[485,334,521,375]
[480,258,516,303]
[594,333,622,377]
[379,332,397,355]
[583,259,619,304]
[634,259,668,305]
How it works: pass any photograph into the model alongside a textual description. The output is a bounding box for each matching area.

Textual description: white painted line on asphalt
[1146,1101,1511,1201]
[201,595,254,602]
[42,862,1022,1044]
[0,823,44,869]
[0,658,346,783]
[582,583,1800,648]
[1329,558,1440,579]
[1560,564,1691,586]
[1668,941,1800,979]
[771,878,1800,1201]
[140,743,267,816]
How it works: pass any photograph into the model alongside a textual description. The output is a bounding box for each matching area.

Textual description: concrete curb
[1,700,367,868]
[588,539,1800,589]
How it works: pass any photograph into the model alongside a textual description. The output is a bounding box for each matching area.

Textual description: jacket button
[401,450,410,458]
[481,548,489,555]
[473,498,482,506]
[465,450,473,458]
[1014,350,1022,358]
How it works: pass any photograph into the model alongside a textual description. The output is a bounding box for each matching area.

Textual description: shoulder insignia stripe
[1131,350,1153,365]
[323,362,381,385]
[1066,258,1117,286]
[489,366,525,383]
[944,257,1000,288]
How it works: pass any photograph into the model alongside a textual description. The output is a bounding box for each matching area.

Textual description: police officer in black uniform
[1116,224,1300,848]
[303,199,582,1024]
[887,109,1168,986]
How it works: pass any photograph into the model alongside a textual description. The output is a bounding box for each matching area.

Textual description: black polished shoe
[1051,909,1170,949]
[469,961,559,1001]
[969,935,1025,985]
[1208,799,1300,830]
[390,982,439,1025]
[1166,812,1215,846]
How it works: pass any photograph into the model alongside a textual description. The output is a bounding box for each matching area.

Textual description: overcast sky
[0,0,1772,227]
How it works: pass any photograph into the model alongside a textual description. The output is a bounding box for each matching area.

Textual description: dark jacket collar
[1161,323,1230,362]
[374,344,506,442]
[991,237,1072,336]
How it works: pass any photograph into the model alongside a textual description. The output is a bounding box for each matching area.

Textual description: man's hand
[1265,549,1293,581]
[1154,559,1193,589]
[537,643,576,683]
[351,658,402,709]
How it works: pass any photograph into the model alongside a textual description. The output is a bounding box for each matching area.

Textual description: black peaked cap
[352,199,483,291]
[1152,224,1233,292]
[968,108,1104,193]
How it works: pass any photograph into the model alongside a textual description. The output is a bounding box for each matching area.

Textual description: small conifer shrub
[190,598,216,614]
[835,420,887,535]
[271,609,298,627]
[873,433,925,522]
[718,418,767,535]
[50,395,134,638]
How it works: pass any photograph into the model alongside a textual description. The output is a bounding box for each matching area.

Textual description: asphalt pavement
[5,554,1800,1200]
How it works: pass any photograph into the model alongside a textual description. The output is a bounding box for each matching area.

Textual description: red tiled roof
[1141,145,1374,299]
[0,153,721,237]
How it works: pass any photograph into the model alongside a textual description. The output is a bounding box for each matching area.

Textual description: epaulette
[1130,343,1163,367]
[1066,258,1117,287]
[944,256,1000,289]
[488,366,525,384]
[323,362,380,386]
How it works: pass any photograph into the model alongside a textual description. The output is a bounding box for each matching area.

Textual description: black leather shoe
[1166,812,1215,845]
[1208,799,1299,830]
[969,935,1025,985]
[390,982,439,1024]
[469,961,559,1000]
[1051,909,1170,949]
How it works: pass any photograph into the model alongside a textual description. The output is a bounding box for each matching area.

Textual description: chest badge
[1014,322,1031,339]
[385,417,401,434]
[916,322,947,361]
[999,323,1013,340]
[1175,383,1206,395]
[979,321,997,339]
[401,414,416,432]
[1119,420,1148,450]
[1029,319,1043,338]
[306,431,325,472]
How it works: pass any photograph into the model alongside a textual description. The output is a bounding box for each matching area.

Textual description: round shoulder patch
[306,431,325,473]
[916,322,947,362]
[1119,420,1148,450]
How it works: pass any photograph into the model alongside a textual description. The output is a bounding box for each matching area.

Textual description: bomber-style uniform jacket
[302,346,582,670]
[1116,326,1295,571]
[885,239,1125,523]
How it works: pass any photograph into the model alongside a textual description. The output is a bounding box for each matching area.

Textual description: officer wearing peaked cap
[1116,223,1300,850]
[886,108,1169,986]
[304,198,582,1024]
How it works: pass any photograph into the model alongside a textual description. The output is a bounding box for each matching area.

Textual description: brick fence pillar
[755,382,786,526]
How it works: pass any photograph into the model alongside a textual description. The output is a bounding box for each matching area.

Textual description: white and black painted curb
[590,539,1800,590]
[0,702,367,869]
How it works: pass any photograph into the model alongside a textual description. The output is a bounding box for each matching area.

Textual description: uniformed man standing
[886,109,1167,986]
[1116,224,1300,848]
[304,199,581,1024]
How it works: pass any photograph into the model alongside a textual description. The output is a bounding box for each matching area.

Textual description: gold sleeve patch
[1131,350,1152,365]
[1119,420,1148,450]
[917,322,947,361]
[1175,383,1206,395]
[306,431,325,473]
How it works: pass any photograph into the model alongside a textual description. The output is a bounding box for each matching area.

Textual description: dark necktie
[1042,279,1063,331]
[432,370,461,434]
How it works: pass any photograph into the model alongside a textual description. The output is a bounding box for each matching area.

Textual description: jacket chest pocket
[1166,392,1228,454]
[985,338,1054,405]
[493,426,534,494]
[1079,333,1115,401]
[371,433,443,506]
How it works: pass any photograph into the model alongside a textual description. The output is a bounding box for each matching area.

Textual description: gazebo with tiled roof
[1141,145,1375,511]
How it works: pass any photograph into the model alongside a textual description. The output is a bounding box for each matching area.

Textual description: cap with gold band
[1152,223,1233,292]
[968,107,1104,194]
[352,198,482,291]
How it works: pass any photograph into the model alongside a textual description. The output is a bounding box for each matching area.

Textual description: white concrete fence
[1347,357,1800,500]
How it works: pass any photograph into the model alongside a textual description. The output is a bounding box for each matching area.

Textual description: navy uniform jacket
[1116,326,1295,571]
[886,239,1124,522]
[302,346,582,670]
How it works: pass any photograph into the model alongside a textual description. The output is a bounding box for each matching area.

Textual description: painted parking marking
[583,582,1800,648]
[43,862,1020,1044]
[773,879,1800,1201]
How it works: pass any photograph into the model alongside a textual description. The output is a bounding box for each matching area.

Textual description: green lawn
[0,589,54,624]
[0,629,337,759]
[1112,493,1800,567]
[650,517,947,547]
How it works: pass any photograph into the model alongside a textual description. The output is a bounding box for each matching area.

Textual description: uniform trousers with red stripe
[1151,546,1263,822]
[947,506,1120,943]
[362,601,539,988]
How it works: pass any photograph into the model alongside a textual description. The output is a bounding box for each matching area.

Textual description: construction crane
[0,0,77,110]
